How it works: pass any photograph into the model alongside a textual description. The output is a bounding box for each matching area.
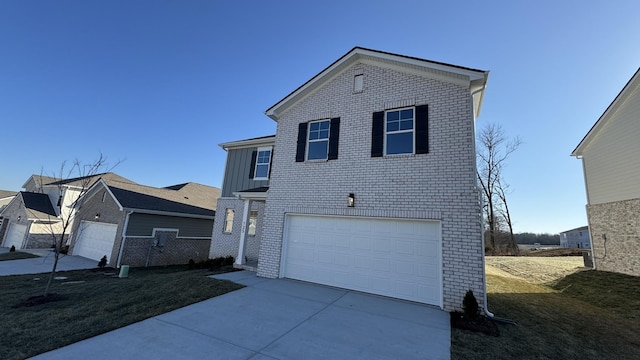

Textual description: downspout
[473,82,516,326]
[471,81,495,319]
[116,210,133,268]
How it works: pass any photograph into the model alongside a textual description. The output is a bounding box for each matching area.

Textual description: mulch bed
[12,293,67,308]
[450,312,500,336]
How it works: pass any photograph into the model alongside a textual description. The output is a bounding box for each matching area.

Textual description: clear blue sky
[1,1,639,234]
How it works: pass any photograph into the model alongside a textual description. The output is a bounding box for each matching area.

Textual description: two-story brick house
[213,47,489,311]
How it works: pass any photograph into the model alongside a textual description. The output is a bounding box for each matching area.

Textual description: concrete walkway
[32,271,451,360]
[0,247,97,276]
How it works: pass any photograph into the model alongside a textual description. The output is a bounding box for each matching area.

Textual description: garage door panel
[73,221,117,262]
[5,223,27,249]
[284,215,442,306]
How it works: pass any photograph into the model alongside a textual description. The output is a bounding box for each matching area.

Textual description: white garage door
[283,215,442,306]
[73,221,118,262]
[4,223,27,249]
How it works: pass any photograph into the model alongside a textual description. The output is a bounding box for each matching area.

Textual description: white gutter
[116,210,133,268]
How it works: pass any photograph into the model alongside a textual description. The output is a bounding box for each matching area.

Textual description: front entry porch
[232,187,267,272]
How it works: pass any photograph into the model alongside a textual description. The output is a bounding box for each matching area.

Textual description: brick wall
[259,62,485,311]
[120,230,210,267]
[587,198,640,276]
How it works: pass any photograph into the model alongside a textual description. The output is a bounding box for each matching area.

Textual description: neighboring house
[0,173,135,250]
[559,226,590,248]
[0,190,16,212]
[209,135,274,268]
[213,47,489,312]
[572,67,640,277]
[69,178,220,267]
[0,190,17,241]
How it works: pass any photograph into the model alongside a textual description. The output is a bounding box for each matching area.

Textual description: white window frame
[384,107,415,155]
[223,209,234,234]
[253,146,272,180]
[306,119,331,161]
[248,210,258,236]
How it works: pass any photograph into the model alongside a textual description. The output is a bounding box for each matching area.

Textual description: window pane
[320,121,330,130]
[387,121,399,132]
[309,131,319,140]
[310,122,320,131]
[319,129,329,139]
[224,209,234,233]
[387,132,413,155]
[248,211,258,236]
[400,109,413,120]
[308,140,328,160]
[255,164,268,178]
[387,111,399,121]
[400,119,413,130]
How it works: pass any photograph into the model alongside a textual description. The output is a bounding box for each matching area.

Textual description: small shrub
[9,245,16,252]
[463,290,480,321]
[98,256,107,268]
[223,256,234,266]
[188,259,196,269]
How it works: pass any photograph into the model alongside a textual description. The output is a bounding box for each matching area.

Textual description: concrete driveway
[32,271,451,360]
[0,247,97,276]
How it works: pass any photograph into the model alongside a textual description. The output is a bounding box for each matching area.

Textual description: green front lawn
[0,251,39,261]
[452,271,640,359]
[0,266,243,360]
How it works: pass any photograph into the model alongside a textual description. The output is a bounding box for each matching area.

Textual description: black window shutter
[371,111,384,157]
[415,105,429,154]
[268,149,273,179]
[248,150,257,179]
[295,123,308,162]
[328,117,340,160]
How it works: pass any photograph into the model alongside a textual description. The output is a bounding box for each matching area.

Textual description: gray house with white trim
[213,47,489,312]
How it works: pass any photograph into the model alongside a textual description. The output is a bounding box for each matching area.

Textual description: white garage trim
[73,221,118,262]
[4,223,28,249]
[280,214,442,307]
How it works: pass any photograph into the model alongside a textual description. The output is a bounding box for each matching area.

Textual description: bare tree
[496,178,519,255]
[476,123,521,255]
[42,154,118,297]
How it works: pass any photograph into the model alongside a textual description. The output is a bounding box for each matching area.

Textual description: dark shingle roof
[237,187,269,193]
[21,192,58,220]
[102,179,220,218]
[109,187,215,217]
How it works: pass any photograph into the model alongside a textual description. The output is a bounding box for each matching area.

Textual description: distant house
[559,226,590,248]
[211,47,490,311]
[69,178,220,267]
[572,68,640,276]
[0,173,134,250]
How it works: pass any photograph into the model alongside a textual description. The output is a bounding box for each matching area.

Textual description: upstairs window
[385,108,414,155]
[295,118,341,162]
[307,120,331,160]
[372,105,428,157]
[253,147,272,180]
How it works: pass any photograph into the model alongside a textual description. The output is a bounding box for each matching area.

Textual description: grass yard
[0,251,40,261]
[452,259,640,360]
[0,266,244,360]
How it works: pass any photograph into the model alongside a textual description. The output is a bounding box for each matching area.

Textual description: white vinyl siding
[582,87,640,205]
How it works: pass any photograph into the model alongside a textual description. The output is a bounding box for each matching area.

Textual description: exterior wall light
[348,193,355,207]
[95,213,100,220]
